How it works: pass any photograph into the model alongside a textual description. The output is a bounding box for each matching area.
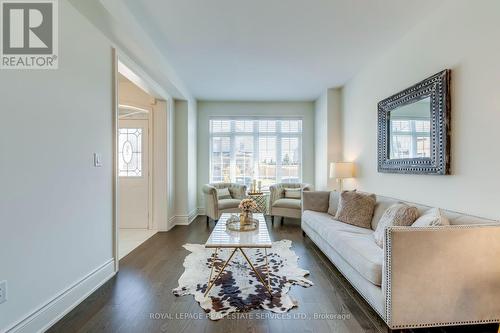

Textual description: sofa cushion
[412,208,450,227]
[335,190,376,229]
[302,210,373,237]
[327,191,340,216]
[332,232,383,286]
[374,203,419,248]
[218,198,241,210]
[272,198,301,209]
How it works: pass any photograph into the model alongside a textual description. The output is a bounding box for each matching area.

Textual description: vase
[240,211,252,225]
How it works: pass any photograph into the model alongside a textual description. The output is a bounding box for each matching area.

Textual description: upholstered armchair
[269,183,311,225]
[202,183,247,224]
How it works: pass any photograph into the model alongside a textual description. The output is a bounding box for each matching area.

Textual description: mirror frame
[377,69,451,175]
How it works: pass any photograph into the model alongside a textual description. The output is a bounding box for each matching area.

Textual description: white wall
[314,88,342,190]
[342,0,500,220]
[0,1,114,331]
[197,101,315,209]
[173,100,198,225]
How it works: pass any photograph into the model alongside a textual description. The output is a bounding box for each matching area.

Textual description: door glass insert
[119,128,142,177]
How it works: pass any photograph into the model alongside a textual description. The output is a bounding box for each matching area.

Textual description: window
[118,128,143,176]
[209,118,302,190]
[390,118,431,159]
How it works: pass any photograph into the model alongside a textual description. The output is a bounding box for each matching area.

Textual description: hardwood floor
[48,216,499,333]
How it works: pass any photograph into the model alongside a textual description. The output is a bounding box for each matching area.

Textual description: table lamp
[329,162,354,192]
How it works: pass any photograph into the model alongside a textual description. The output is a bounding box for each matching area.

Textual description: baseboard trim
[172,209,199,226]
[5,259,116,333]
[197,207,205,215]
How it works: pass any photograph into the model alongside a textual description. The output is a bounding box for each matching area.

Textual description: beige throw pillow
[412,208,450,227]
[374,203,419,248]
[284,188,301,199]
[334,190,376,229]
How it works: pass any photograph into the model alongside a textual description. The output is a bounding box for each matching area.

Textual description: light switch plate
[93,153,103,167]
[0,280,7,304]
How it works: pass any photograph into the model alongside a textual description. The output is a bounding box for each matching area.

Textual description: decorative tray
[226,215,259,232]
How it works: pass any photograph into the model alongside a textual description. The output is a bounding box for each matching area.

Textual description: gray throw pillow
[284,188,301,199]
[374,203,420,248]
[334,190,376,229]
[216,187,231,200]
[327,191,340,216]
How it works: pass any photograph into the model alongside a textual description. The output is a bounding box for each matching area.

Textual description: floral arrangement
[239,198,257,212]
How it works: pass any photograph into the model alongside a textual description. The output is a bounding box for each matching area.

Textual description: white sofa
[302,191,500,330]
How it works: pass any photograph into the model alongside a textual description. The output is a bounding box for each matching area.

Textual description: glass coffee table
[204,213,273,297]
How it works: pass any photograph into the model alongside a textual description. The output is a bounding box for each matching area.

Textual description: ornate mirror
[377,70,451,175]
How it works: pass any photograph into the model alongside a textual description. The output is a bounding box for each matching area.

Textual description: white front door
[118,119,150,229]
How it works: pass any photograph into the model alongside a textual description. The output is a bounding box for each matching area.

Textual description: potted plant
[238,198,257,225]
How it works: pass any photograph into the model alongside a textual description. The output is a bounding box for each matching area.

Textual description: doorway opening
[117,72,156,259]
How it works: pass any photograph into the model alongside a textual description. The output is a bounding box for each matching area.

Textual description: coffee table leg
[239,248,273,298]
[204,248,237,297]
[207,247,219,286]
[264,248,270,289]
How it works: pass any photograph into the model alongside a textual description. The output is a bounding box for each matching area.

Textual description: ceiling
[121,0,440,101]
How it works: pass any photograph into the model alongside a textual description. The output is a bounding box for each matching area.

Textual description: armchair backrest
[269,183,312,205]
[203,182,247,199]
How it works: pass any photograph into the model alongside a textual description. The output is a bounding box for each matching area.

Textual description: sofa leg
[280,217,284,226]
[271,215,274,226]
[206,216,209,225]
[302,230,306,237]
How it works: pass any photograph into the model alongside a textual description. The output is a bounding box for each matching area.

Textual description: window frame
[208,116,303,190]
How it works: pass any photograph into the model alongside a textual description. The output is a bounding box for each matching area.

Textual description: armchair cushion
[272,198,301,210]
[218,198,241,210]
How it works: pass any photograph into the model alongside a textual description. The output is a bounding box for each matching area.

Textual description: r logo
[2,2,53,54]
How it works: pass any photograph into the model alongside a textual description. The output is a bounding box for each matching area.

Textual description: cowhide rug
[173,239,313,320]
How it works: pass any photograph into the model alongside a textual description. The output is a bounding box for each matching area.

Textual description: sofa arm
[302,191,330,213]
[384,225,500,329]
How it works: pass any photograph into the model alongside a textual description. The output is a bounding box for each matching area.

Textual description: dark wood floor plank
[47,216,499,333]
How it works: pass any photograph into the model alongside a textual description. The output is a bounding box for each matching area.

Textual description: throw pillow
[374,203,420,248]
[284,188,301,199]
[412,208,450,227]
[216,187,231,200]
[327,191,340,216]
[334,190,376,229]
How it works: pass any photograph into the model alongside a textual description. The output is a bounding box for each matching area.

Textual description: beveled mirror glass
[388,97,431,159]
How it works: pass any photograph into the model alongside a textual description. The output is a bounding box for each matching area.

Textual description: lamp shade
[329,162,354,179]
